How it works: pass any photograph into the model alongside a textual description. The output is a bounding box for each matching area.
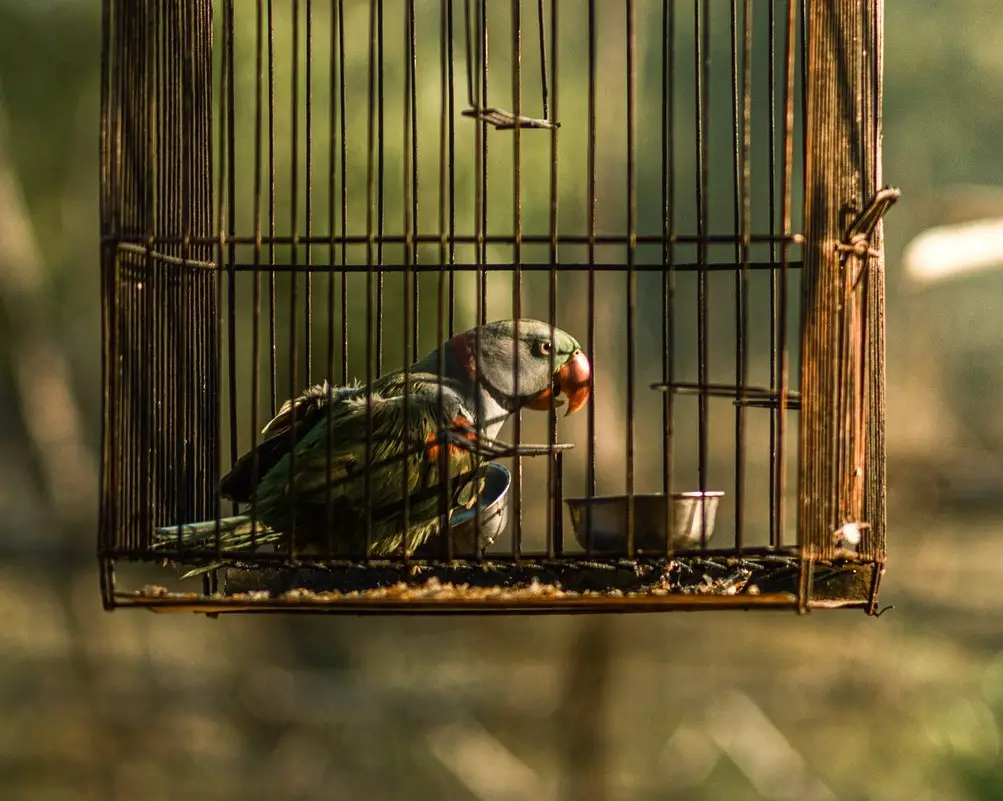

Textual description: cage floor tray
[115,555,882,614]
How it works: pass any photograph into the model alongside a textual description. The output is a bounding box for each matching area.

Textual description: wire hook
[836,186,901,289]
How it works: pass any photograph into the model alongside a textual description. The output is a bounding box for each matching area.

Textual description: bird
[153,319,591,567]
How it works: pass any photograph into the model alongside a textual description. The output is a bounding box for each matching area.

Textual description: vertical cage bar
[694,0,709,549]
[446,0,456,341]
[731,0,751,551]
[145,0,157,555]
[437,0,453,561]
[325,0,339,553]
[267,0,278,416]
[376,0,386,376]
[661,0,676,555]
[473,0,488,556]
[625,0,637,557]
[98,0,116,595]
[409,0,420,365]
[435,0,459,565]
[777,0,796,552]
[585,0,596,549]
[118,0,132,551]
[337,0,348,386]
[197,0,211,545]
[250,0,265,548]
[546,0,560,559]
[363,0,378,559]
[333,0,351,554]
[512,0,524,561]
[178,0,192,558]
[767,0,779,547]
[225,0,238,529]
[287,0,301,553]
[305,0,314,386]
[213,0,230,554]
[400,0,417,564]
[180,0,212,590]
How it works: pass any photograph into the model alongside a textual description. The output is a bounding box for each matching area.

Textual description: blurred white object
[904,217,1003,285]
[833,521,865,547]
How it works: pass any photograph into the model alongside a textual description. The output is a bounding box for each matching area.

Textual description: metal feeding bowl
[446,462,511,555]
[565,492,724,554]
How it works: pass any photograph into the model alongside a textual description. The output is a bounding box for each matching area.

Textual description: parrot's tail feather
[180,562,229,580]
[152,515,280,550]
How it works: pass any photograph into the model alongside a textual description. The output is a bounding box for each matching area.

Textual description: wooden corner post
[800,0,895,570]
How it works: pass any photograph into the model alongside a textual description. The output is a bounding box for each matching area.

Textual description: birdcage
[98,0,896,614]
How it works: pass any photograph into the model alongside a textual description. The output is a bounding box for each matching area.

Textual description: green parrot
[153,319,591,563]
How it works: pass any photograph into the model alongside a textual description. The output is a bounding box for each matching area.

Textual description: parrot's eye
[537,340,553,357]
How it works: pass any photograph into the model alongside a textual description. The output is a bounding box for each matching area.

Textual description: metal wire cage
[99,0,895,614]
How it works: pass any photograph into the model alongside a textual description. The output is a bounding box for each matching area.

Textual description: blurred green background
[3,1,1003,799]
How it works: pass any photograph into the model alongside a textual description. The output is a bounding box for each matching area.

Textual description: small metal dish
[565,491,724,553]
[446,462,511,555]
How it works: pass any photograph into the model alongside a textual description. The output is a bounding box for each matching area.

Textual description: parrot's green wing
[252,384,482,555]
[220,382,345,503]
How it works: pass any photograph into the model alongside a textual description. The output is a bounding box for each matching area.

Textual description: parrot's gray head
[446,319,591,418]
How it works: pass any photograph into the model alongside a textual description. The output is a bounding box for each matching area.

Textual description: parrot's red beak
[526,349,591,417]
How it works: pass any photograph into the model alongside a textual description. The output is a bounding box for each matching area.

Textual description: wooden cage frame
[98,0,894,615]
